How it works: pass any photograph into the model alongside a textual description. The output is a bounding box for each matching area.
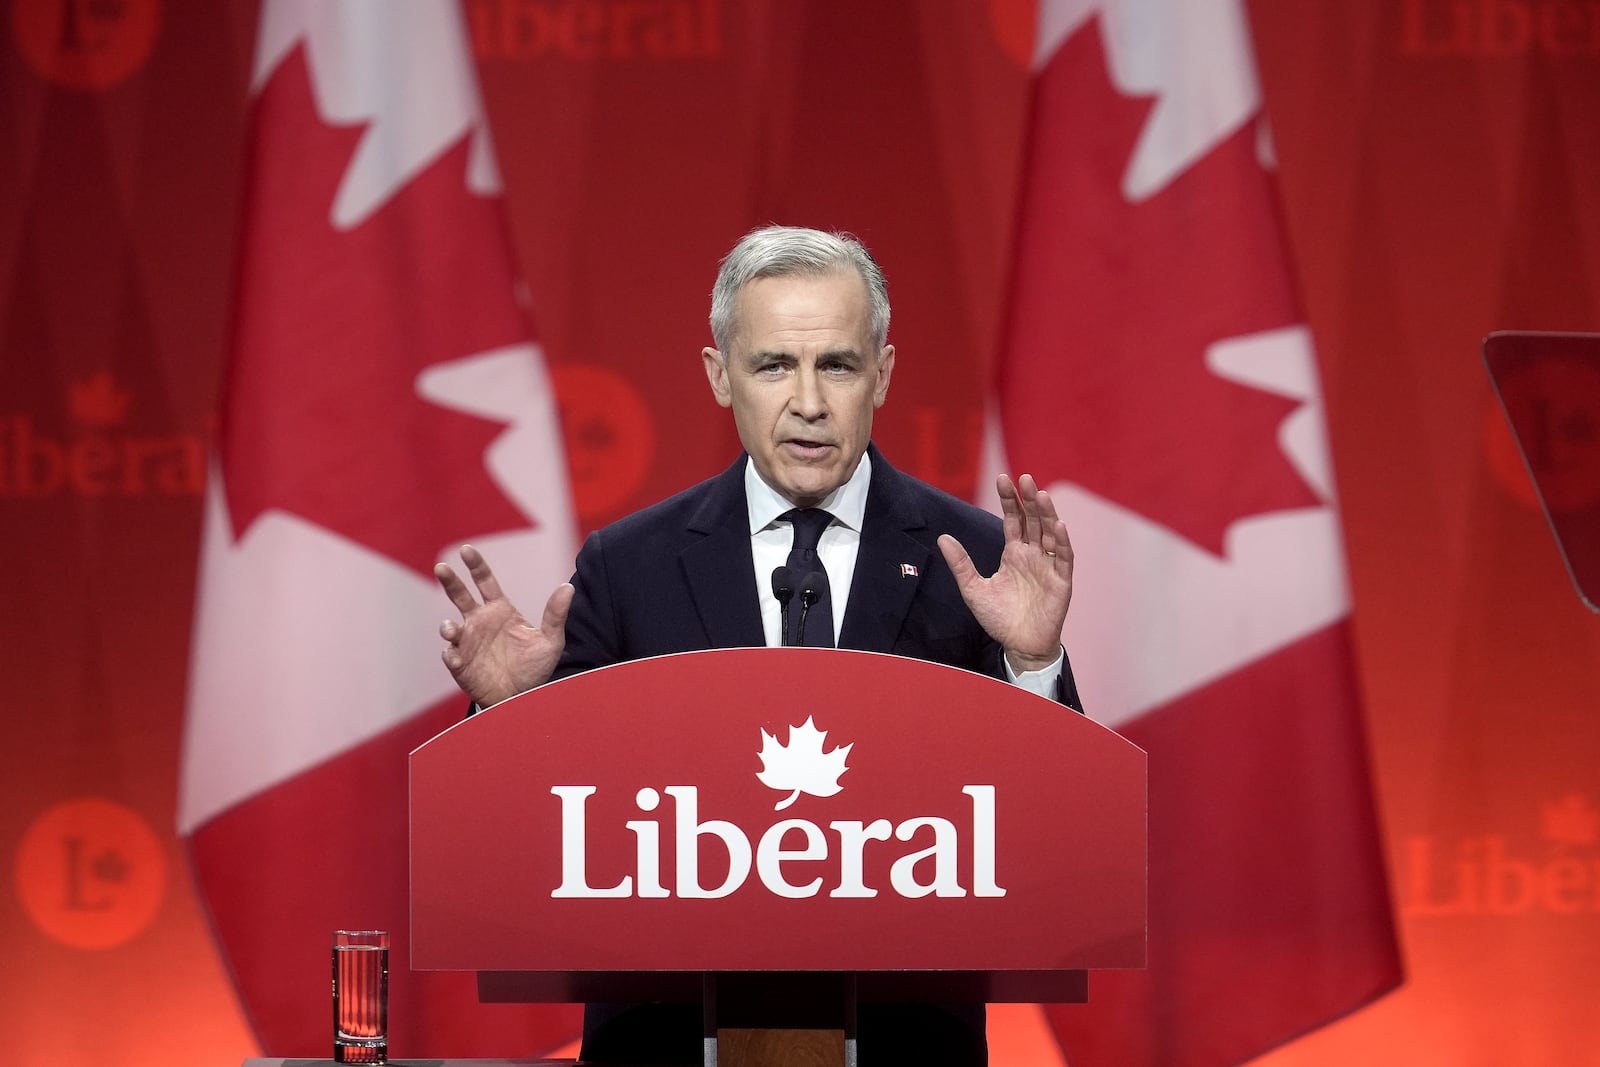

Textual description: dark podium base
[477,970,1088,1006]
[241,1061,574,1066]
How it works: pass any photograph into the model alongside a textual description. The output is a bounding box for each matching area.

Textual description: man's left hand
[938,473,1073,675]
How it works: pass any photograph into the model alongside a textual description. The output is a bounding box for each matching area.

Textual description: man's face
[703,270,894,508]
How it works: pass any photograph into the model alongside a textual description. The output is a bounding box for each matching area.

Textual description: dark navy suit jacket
[561,444,1081,1065]
[554,443,1082,709]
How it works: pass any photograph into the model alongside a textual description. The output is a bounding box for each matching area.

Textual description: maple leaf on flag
[220,46,531,577]
[1000,25,1318,555]
[756,717,853,810]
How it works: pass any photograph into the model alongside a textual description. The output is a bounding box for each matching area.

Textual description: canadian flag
[180,0,579,1057]
[989,2,1402,1064]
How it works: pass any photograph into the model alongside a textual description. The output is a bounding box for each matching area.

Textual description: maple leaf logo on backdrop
[1541,793,1600,848]
[220,46,531,577]
[70,371,132,428]
[756,717,853,811]
[1000,24,1318,554]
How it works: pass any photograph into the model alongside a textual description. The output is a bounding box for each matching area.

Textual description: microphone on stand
[771,566,797,647]
[796,571,825,647]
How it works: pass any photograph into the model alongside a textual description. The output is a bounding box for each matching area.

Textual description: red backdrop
[2,0,1598,1064]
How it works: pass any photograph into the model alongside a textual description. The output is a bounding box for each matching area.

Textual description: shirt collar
[744,450,872,535]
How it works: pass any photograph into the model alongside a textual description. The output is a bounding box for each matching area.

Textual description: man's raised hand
[937,473,1074,675]
[435,545,573,709]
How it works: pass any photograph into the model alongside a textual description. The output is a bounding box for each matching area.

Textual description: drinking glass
[332,930,389,1064]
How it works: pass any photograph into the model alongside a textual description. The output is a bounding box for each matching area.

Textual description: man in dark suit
[435,225,1079,1063]
[547,440,1080,708]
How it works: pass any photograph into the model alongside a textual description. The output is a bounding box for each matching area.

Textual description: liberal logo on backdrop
[11,0,161,90]
[14,798,168,950]
[468,0,722,60]
[1403,792,1600,916]
[0,372,204,498]
[1399,0,1600,57]
[551,717,1007,902]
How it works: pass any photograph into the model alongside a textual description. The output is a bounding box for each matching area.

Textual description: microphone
[771,566,797,647]
[796,570,825,647]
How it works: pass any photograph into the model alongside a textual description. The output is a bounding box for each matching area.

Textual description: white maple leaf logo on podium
[756,717,853,810]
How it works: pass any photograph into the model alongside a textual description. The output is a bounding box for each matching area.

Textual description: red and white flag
[989,2,1401,1063]
[181,0,578,1056]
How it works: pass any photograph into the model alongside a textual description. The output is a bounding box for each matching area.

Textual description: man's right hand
[435,544,574,709]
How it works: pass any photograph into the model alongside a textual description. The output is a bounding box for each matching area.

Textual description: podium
[411,649,1146,1064]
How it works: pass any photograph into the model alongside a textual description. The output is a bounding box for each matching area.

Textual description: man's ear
[873,345,896,408]
[703,347,733,408]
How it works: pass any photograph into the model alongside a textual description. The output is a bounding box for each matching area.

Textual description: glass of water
[332,930,389,1064]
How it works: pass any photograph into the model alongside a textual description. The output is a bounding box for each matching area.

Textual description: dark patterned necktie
[782,508,835,647]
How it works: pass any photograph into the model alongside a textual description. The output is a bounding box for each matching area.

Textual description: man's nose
[790,365,826,418]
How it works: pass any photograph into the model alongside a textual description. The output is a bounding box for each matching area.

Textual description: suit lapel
[680,457,766,648]
[839,447,930,653]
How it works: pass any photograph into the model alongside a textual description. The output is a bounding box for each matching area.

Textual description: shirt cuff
[1003,646,1065,700]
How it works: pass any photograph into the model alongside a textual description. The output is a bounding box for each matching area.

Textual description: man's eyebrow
[808,348,866,364]
[748,351,800,369]
[742,347,865,364]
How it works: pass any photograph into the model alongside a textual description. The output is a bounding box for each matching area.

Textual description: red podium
[411,648,1146,1063]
